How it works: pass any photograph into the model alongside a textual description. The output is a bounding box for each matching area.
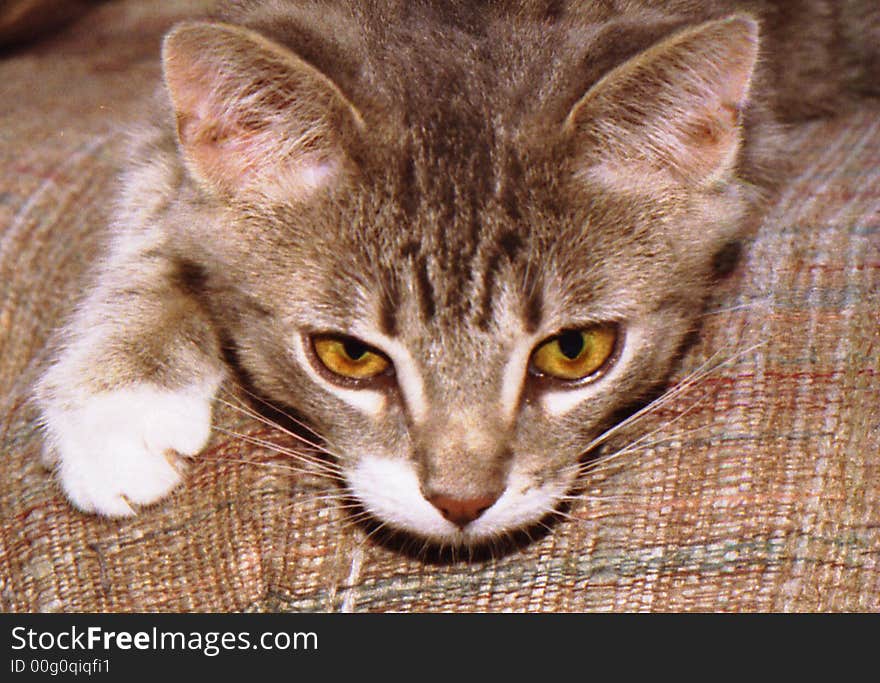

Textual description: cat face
[204,177,703,544]
[160,9,762,545]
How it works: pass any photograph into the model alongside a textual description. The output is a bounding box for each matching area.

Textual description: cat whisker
[556,492,634,503]
[294,493,366,511]
[518,523,539,550]
[577,411,714,479]
[214,394,345,463]
[312,514,370,537]
[566,341,764,502]
[418,535,438,560]
[699,296,772,317]
[213,456,339,480]
[353,518,391,548]
[578,340,764,458]
[212,441,334,474]
[212,425,344,479]
[218,380,324,445]
[529,517,556,538]
[486,533,506,560]
[543,508,586,525]
[212,423,342,471]
[216,390,343,461]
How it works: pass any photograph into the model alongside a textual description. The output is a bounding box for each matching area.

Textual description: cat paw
[41,381,219,516]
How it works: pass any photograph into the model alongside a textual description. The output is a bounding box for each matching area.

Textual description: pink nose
[427,494,500,528]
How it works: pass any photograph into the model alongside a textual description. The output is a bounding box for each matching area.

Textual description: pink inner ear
[675,100,743,182]
[180,114,339,198]
[164,47,255,192]
[569,16,758,187]
[174,104,260,193]
[163,22,351,199]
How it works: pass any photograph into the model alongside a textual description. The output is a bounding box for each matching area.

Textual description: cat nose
[427,493,500,528]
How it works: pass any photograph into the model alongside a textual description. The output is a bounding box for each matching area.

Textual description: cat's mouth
[345,455,573,547]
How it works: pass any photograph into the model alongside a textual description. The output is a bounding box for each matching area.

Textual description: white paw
[41,380,220,516]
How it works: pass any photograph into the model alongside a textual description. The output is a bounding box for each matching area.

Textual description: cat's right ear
[162,21,364,199]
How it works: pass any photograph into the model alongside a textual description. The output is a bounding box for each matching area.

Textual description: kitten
[34,1,877,547]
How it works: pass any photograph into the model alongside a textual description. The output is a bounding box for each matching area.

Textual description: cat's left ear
[162,21,364,199]
[565,15,759,189]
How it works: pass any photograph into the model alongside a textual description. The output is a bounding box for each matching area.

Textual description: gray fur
[34,1,878,543]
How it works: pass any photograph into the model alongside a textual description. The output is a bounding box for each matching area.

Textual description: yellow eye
[312,335,390,380]
[530,325,618,381]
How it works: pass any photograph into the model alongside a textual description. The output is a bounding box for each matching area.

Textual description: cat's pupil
[557,331,585,360]
[343,338,368,361]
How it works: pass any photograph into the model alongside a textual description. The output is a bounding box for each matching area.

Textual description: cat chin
[346,454,572,545]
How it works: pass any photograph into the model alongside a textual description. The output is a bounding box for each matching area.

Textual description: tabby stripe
[352,327,428,424]
[414,254,436,322]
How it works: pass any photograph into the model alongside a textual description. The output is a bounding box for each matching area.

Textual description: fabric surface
[0,0,98,46]
[0,0,877,612]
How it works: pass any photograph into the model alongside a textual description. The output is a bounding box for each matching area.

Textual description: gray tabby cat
[35,1,877,546]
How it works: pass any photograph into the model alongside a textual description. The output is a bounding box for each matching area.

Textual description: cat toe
[55,435,185,517]
[41,380,219,517]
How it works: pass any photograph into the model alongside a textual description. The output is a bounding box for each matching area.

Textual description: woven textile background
[1,1,877,612]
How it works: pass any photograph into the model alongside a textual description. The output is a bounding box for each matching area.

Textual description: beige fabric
[1,0,877,612]
[0,0,98,46]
